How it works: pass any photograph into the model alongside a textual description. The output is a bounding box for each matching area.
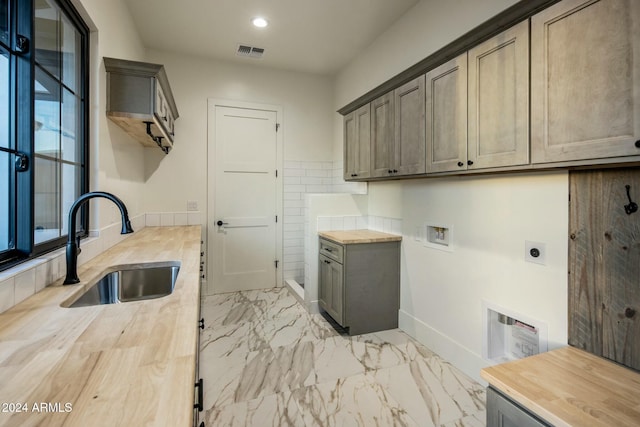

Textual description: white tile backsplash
[14,269,36,305]
[0,277,15,313]
[146,213,161,226]
[174,213,188,226]
[160,213,175,226]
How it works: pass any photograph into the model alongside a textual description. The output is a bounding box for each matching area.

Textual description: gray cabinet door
[370,92,395,177]
[394,76,426,176]
[425,53,468,173]
[468,20,529,169]
[344,104,371,180]
[531,0,640,163]
[487,387,551,427]
[319,254,344,325]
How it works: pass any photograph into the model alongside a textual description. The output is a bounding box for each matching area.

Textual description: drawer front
[319,238,343,263]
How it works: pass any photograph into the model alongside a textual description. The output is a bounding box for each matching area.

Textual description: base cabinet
[487,387,551,427]
[318,237,400,335]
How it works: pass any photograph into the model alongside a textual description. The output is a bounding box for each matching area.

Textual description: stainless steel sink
[65,261,180,308]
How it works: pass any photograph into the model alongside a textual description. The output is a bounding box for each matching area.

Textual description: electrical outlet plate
[187,200,198,211]
[525,240,546,265]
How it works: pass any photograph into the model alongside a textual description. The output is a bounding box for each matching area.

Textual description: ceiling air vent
[236,44,265,59]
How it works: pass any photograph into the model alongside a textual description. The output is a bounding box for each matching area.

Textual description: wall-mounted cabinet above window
[104,57,179,154]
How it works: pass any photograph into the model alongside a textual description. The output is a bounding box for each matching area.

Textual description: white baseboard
[398,309,490,385]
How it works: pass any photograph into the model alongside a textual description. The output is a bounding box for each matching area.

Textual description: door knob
[216,220,228,226]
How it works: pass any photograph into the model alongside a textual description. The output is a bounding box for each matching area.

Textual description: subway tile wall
[283,160,367,284]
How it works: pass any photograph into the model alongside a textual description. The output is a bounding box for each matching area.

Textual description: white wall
[72,0,148,230]
[141,49,335,218]
[334,0,569,383]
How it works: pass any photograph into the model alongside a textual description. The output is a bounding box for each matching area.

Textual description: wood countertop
[318,229,402,244]
[481,346,640,427]
[0,226,202,427]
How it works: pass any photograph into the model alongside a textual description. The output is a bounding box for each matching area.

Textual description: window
[0,0,88,270]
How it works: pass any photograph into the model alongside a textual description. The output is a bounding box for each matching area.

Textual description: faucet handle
[76,236,82,253]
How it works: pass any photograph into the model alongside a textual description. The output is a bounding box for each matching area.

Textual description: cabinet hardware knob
[324,260,331,264]
[199,318,205,329]
[457,161,464,167]
[635,140,640,148]
[351,173,357,177]
[467,160,474,166]
[201,251,204,256]
[216,220,228,226]
[388,169,393,174]
[393,169,398,173]
[625,307,636,318]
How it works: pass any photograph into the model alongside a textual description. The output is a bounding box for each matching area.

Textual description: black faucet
[64,191,134,285]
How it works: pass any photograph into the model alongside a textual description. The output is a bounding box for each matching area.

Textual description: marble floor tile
[248,287,309,322]
[204,391,305,427]
[198,288,487,427]
[257,310,338,350]
[371,356,485,426]
[441,411,486,427]
[200,320,270,357]
[292,373,418,427]
[201,292,257,329]
[200,349,262,409]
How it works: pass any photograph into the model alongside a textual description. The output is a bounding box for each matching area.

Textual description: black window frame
[0,0,90,271]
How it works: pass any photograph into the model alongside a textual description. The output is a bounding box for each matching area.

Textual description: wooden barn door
[569,168,640,370]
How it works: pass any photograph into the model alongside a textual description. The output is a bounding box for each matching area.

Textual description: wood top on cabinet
[0,226,201,427]
[319,229,402,245]
[481,346,640,427]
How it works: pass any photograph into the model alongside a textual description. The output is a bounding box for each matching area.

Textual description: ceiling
[122,0,420,75]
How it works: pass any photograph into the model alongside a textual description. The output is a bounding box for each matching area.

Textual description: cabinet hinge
[276,123,280,132]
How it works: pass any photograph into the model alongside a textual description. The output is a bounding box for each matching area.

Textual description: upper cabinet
[394,76,426,176]
[104,57,179,154]
[344,104,371,180]
[468,20,529,169]
[341,0,640,181]
[426,21,529,174]
[531,0,640,163]
[347,75,425,181]
[425,53,468,173]
[370,91,395,177]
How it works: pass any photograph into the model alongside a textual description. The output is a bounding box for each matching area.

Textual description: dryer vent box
[482,301,548,364]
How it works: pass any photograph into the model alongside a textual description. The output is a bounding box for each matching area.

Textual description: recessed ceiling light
[252,17,268,28]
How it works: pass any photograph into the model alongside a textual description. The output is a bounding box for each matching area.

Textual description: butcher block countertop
[0,226,201,427]
[481,346,640,427]
[318,229,402,244]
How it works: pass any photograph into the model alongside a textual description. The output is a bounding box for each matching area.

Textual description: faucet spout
[64,192,134,285]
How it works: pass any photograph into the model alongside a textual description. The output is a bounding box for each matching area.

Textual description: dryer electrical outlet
[525,241,546,265]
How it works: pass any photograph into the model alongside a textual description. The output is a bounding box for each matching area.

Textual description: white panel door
[212,105,278,293]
